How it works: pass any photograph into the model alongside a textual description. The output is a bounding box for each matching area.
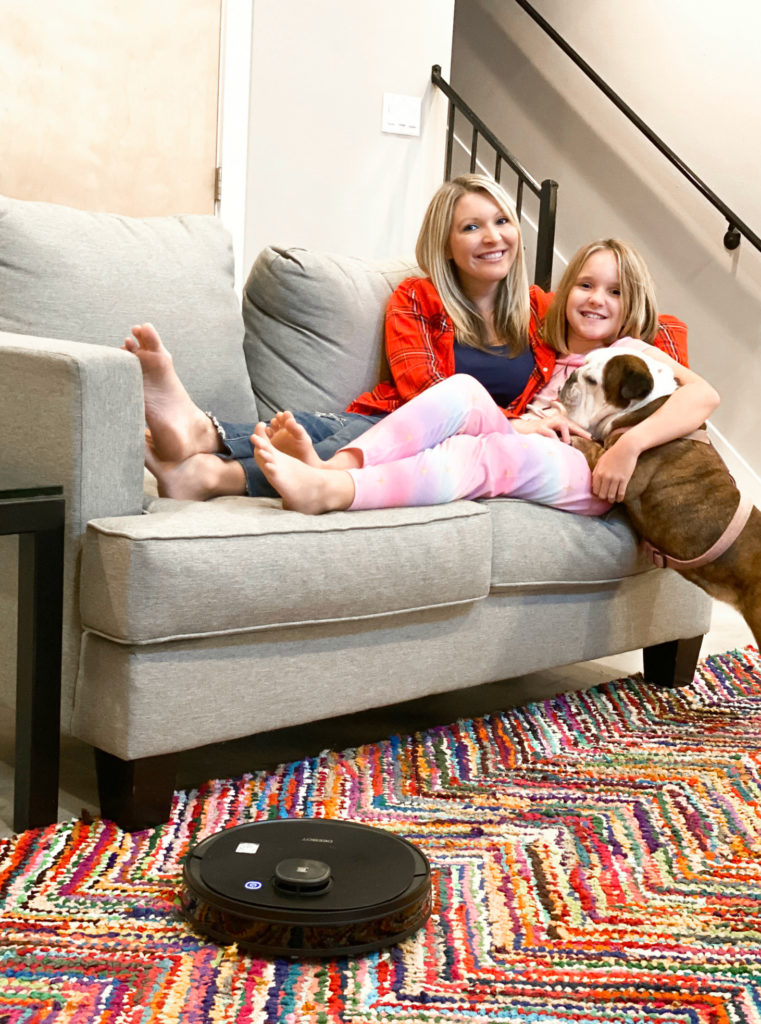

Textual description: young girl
[250,239,719,514]
[125,174,565,500]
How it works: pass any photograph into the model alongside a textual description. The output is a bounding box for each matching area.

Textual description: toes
[286,417,307,439]
[132,323,162,349]
[251,422,270,447]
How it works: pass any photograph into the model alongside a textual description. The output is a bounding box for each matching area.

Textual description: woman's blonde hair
[415,174,530,354]
[543,238,659,354]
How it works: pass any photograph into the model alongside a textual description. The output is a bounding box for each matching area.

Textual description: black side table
[0,479,65,833]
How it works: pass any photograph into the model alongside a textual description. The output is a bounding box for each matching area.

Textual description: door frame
[218,0,253,291]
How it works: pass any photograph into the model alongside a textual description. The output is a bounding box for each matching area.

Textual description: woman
[126,174,565,500]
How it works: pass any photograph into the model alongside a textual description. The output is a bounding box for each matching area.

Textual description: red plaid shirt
[346,277,688,417]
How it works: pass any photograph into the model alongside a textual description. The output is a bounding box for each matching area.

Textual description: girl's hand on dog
[591,438,638,502]
[514,414,591,445]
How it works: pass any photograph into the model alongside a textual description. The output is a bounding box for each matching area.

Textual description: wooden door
[0,0,222,215]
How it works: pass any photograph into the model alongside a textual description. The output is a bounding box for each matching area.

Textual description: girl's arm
[513,411,591,443]
[591,348,720,503]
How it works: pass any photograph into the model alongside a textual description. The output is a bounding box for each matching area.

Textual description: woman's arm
[652,314,689,366]
[384,278,454,401]
[346,278,455,415]
[591,349,720,502]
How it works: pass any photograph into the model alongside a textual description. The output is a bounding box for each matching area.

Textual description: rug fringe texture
[2,647,761,1021]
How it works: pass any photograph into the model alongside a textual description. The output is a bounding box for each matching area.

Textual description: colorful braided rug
[3,647,761,1022]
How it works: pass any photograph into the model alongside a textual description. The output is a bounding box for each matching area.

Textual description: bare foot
[250,424,354,513]
[123,323,221,462]
[267,411,324,467]
[145,445,246,500]
[267,411,364,471]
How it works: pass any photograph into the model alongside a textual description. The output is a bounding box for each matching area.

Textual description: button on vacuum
[274,858,332,893]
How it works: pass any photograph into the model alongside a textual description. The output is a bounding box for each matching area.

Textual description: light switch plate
[382,93,422,136]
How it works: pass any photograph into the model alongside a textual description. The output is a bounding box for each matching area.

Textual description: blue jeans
[214,410,384,497]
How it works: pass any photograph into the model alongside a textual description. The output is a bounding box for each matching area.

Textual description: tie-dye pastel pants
[342,374,611,516]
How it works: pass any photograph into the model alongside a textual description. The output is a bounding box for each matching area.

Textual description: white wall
[241,0,454,270]
[452,0,761,486]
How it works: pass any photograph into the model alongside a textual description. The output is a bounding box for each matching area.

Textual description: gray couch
[0,195,713,830]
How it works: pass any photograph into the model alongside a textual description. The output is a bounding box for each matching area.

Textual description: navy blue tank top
[453,342,534,407]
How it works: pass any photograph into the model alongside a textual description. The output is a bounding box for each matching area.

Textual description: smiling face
[565,249,625,354]
[446,191,519,299]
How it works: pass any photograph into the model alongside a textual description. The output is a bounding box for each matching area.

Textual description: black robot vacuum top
[180,817,432,958]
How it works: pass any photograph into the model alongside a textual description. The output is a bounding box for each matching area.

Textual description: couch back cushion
[243,246,419,419]
[0,194,256,421]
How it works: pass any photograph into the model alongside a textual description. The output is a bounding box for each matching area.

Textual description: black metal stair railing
[511,0,761,256]
[431,64,558,290]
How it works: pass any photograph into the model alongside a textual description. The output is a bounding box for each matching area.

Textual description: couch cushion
[243,246,420,419]
[80,498,492,643]
[0,193,256,421]
[485,499,651,588]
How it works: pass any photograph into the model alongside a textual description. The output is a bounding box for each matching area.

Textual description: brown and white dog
[559,347,761,648]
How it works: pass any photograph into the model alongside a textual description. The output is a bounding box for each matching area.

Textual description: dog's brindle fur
[564,353,761,648]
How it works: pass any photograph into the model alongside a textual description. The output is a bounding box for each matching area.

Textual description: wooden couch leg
[95,748,178,832]
[642,635,704,688]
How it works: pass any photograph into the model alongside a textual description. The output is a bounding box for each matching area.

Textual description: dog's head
[559,347,678,440]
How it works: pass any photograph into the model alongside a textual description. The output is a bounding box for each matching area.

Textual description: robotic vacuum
[180,818,432,958]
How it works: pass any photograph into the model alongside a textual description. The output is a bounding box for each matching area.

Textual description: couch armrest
[0,330,145,527]
[0,330,146,724]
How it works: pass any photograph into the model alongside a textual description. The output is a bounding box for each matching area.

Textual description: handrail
[431,64,557,289]
[511,0,761,256]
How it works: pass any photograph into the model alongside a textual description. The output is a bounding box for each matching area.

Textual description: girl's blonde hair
[543,238,659,354]
[415,174,530,354]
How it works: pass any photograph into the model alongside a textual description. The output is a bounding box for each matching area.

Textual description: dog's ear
[603,355,654,406]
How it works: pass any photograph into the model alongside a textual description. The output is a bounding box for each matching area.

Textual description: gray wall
[452,0,761,489]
